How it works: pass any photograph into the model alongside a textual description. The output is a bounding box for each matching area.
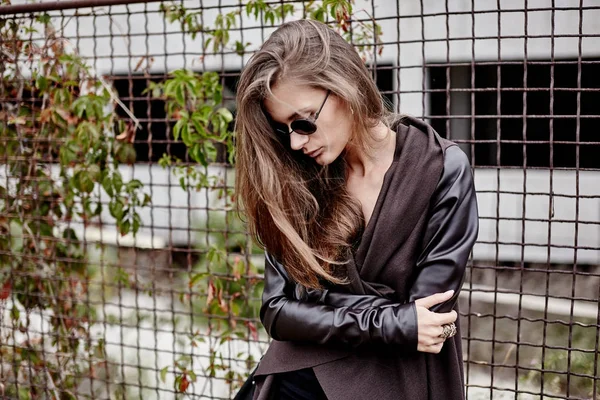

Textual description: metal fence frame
[1,1,599,399]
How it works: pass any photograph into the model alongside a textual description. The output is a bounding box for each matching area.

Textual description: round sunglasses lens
[291,119,317,135]
[272,121,289,136]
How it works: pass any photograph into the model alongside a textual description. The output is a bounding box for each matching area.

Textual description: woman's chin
[314,150,341,166]
[313,153,329,166]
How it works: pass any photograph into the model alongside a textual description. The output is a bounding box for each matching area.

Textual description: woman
[234,19,478,400]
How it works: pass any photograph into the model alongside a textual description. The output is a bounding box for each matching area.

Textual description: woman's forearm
[261,252,418,348]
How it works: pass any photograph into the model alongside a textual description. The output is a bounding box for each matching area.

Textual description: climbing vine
[0,11,148,399]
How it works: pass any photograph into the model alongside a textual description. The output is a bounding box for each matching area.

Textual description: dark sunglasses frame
[272,90,331,136]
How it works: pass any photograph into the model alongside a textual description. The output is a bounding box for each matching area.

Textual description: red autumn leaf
[0,281,11,300]
[179,375,190,392]
[246,321,259,341]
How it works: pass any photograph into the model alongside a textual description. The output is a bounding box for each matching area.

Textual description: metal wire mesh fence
[0,0,598,399]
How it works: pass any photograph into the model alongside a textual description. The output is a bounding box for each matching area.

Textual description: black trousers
[276,368,328,400]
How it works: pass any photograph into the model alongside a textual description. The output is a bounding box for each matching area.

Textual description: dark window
[111,72,239,164]
[371,65,395,108]
[428,60,600,169]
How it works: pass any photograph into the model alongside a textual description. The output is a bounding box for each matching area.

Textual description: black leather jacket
[259,145,479,348]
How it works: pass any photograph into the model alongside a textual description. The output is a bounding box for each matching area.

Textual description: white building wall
[12,0,599,263]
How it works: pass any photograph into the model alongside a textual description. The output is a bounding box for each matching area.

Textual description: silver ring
[439,322,457,339]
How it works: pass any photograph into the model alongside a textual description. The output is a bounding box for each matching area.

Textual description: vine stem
[43,367,61,400]
[44,281,70,387]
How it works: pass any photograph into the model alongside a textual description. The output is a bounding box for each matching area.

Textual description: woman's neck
[345,121,396,178]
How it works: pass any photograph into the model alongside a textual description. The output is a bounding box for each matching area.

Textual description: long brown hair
[235,19,389,289]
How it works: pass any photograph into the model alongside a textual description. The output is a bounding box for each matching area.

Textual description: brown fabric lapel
[345,116,445,303]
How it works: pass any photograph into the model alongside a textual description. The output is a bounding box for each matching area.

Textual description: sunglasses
[271,90,331,136]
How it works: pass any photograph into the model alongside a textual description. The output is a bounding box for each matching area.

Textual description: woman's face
[263,81,353,166]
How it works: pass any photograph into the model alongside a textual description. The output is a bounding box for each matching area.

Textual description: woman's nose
[289,131,309,151]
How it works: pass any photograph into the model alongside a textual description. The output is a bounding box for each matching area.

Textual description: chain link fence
[0,0,599,399]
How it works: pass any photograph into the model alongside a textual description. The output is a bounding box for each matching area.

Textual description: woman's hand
[414,290,458,354]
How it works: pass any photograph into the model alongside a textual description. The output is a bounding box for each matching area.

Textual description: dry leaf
[206,280,215,307]
[115,122,136,143]
[217,287,228,312]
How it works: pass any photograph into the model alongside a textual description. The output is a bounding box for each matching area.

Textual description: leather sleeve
[260,253,417,347]
[259,145,478,346]
[408,145,479,312]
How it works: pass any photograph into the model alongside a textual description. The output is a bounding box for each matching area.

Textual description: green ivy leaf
[114,142,137,164]
[160,366,169,383]
[173,119,184,141]
[88,164,101,182]
[35,74,48,91]
[126,179,143,191]
[175,84,185,107]
[142,193,152,207]
[59,142,79,165]
[191,116,207,139]
[120,219,131,236]
[234,41,249,56]
[189,272,209,288]
[191,143,207,166]
[132,212,142,234]
[204,141,217,163]
[112,172,123,192]
[92,202,102,216]
[78,170,95,193]
[11,304,20,320]
[180,123,192,146]
[109,200,124,220]
[310,6,326,22]
[36,13,51,25]
[102,173,114,196]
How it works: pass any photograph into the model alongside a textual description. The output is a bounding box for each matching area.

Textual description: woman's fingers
[418,329,447,353]
[436,309,458,325]
[415,301,459,354]
[414,290,454,310]
[418,342,444,354]
[425,333,446,346]
[437,325,446,338]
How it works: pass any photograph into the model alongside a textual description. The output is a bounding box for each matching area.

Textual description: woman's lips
[306,147,322,158]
